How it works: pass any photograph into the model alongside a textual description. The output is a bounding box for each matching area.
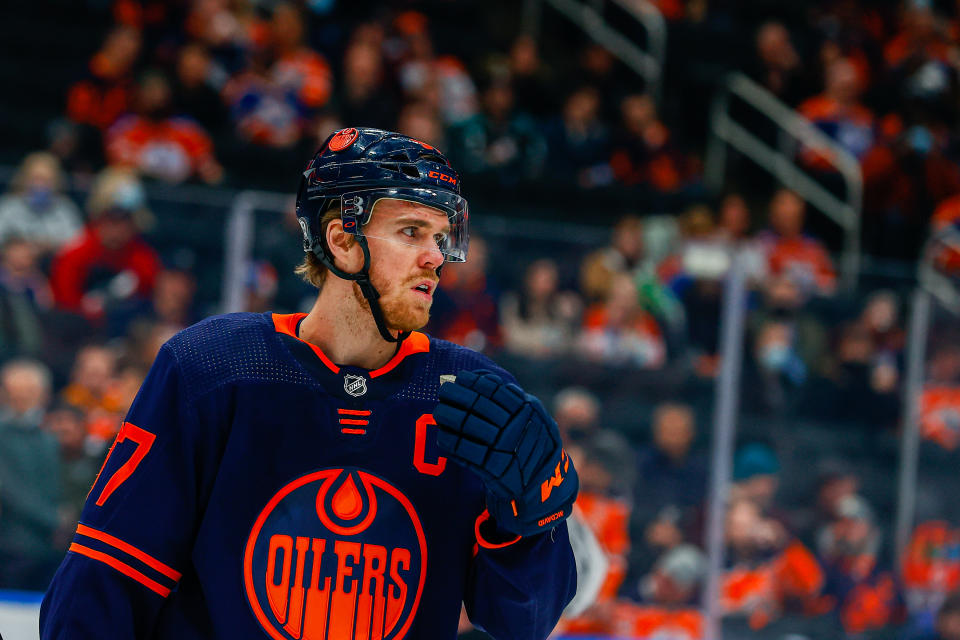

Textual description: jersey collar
[272,312,430,378]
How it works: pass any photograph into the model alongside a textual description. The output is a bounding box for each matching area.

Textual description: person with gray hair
[0,358,63,589]
[554,385,635,498]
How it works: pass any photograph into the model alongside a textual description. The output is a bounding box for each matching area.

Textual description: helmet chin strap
[313,238,408,345]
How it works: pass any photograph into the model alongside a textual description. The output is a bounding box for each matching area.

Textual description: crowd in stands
[4,1,960,639]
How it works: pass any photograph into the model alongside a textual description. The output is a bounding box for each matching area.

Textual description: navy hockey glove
[433,370,578,537]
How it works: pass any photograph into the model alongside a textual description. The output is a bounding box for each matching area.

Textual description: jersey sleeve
[464,520,577,640]
[40,344,217,639]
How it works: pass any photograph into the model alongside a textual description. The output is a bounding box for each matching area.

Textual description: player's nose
[419,244,444,269]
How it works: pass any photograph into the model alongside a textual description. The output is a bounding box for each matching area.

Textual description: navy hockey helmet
[295,127,469,342]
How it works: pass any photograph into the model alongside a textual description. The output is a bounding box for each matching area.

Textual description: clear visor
[341,187,469,262]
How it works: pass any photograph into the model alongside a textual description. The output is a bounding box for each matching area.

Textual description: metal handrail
[536,0,666,102]
[894,225,960,568]
[706,72,864,289]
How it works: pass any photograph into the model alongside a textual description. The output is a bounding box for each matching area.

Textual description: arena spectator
[580,215,649,303]
[629,403,706,581]
[862,116,960,260]
[446,77,546,184]
[183,0,251,75]
[0,237,53,360]
[500,258,581,359]
[883,4,958,125]
[609,93,691,196]
[813,320,901,428]
[335,35,397,130]
[860,289,906,361]
[639,544,706,606]
[66,24,141,132]
[750,318,809,412]
[0,359,61,590]
[144,268,198,329]
[0,152,84,252]
[395,100,446,151]
[171,43,230,136]
[750,274,829,378]
[751,21,809,107]
[508,34,558,118]
[634,403,706,527]
[816,494,904,635]
[759,188,837,297]
[720,497,824,629]
[60,344,122,421]
[553,387,635,498]
[49,168,160,321]
[730,440,794,538]
[393,12,478,126]
[797,57,876,169]
[222,3,332,148]
[43,403,102,543]
[543,85,612,189]
[106,69,223,184]
[578,273,666,369]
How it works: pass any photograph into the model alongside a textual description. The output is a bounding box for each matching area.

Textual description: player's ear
[325,218,362,273]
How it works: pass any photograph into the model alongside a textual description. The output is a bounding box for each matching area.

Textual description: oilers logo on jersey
[244,467,426,640]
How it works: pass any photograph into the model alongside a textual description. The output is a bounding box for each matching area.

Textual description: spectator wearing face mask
[553,387,635,498]
[750,318,808,413]
[0,152,83,254]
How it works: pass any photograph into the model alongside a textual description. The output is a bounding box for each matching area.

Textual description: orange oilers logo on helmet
[328,128,360,152]
[427,171,457,186]
[244,468,427,640]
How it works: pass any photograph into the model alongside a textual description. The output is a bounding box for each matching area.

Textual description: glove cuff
[474,509,522,549]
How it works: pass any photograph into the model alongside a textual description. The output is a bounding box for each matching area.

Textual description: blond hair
[10,152,66,193]
[86,167,154,231]
[294,204,351,289]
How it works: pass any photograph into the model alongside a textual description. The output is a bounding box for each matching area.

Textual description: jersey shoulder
[163,312,317,401]
[394,336,516,402]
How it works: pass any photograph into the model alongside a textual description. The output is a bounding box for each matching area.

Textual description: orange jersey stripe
[340,428,367,435]
[338,418,368,426]
[337,409,372,416]
[69,543,171,597]
[76,523,182,581]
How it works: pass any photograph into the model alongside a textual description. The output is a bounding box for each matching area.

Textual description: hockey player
[40,127,578,639]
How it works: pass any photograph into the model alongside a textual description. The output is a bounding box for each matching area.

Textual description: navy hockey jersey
[40,312,576,639]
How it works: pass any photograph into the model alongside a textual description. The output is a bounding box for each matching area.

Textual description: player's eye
[434,232,448,248]
[401,226,418,238]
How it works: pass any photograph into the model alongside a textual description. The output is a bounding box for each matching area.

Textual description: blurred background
[4,0,960,638]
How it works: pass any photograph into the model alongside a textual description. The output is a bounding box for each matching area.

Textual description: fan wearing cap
[42,129,577,640]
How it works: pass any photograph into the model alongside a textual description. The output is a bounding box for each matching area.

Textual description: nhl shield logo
[344,374,367,397]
